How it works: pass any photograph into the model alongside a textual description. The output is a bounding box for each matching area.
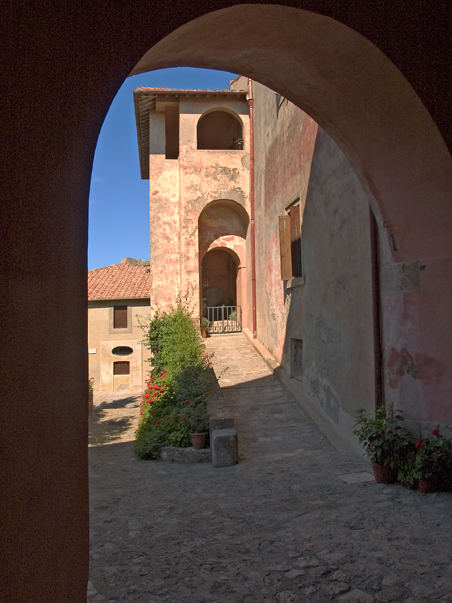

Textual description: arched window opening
[202,248,239,307]
[197,110,243,150]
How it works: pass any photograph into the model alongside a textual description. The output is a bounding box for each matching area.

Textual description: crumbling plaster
[149,95,250,316]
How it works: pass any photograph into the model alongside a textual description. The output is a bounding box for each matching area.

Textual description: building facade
[134,86,251,329]
[135,76,452,451]
[251,79,380,448]
[88,258,151,392]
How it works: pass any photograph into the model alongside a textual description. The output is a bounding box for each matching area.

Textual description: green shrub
[144,298,203,377]
[135,300,210,459]
[353,406,413,469]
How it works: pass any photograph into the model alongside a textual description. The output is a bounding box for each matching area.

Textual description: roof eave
[88,296,151,303]
[134,88,248,181]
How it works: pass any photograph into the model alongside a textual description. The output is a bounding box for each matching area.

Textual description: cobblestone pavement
[89,334,452,602]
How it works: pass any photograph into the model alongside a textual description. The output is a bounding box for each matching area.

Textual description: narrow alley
[88,334,452,602]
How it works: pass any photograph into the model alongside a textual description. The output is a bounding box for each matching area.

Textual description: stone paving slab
[89,334,452,602]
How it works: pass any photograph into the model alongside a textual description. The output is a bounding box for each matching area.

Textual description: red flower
[180,415,185,420]
[432,428,440,437]
[185,399,190,405]
[415,439,423,449]
[156,419,161,425]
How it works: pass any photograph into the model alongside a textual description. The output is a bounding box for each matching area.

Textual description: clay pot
[372,463,395,483]
[190,432,207,449]
[417,478,436,493]
[200,327,208,339]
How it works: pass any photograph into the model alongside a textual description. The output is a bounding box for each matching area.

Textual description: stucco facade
[88,260,151,392]
[135,78,452,449]
[135,88,251,325]
[249,81,378,448]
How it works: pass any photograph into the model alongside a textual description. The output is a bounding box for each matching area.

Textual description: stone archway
[198,200,250,330]
[201,244,241,306]
[2,3,451,600]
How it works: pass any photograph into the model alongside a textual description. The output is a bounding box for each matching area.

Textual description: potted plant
[353,405,411,483]
[185,402,209,449]
[200,316,209,338]
[412,429,451,492]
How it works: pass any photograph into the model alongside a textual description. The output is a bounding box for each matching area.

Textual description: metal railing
[206,305,242,334]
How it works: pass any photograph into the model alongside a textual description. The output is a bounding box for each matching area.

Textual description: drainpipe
[248,78,257,338]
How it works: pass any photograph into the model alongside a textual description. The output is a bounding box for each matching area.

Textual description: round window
[112,346,133,356]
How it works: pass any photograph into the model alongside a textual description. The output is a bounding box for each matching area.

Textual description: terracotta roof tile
[88,263,150,301]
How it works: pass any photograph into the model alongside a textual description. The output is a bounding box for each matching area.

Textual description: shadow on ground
[95,394,141,410]
[89,392,141,447]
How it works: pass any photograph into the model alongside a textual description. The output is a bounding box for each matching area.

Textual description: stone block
[211,428,238,467]
[209,417,235,441]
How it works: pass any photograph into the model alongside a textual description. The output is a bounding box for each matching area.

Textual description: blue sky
[88,67,237,270]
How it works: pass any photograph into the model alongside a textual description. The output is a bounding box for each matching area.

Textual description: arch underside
[2,3,452,600]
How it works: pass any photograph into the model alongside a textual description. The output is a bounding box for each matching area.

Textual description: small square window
[113,361,130,376]
[290,338,303,379]
[113,306,128,329]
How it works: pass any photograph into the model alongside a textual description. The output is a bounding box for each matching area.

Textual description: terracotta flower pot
[372,463,394,483]
[190,432,207,449]
[417,478,436,493]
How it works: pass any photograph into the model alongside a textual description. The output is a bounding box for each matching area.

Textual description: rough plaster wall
[253,81,375,440]
[174,98,249,314]
[253,82,317,360]
[149,157,180,309]
[300,128,375,425]
[198,201,248,258]
[87,301,151,391]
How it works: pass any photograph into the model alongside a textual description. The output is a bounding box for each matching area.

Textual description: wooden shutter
[289,204,302,277]
[113,306,128,329]
[279,215,292,280]
[113,361,130,375]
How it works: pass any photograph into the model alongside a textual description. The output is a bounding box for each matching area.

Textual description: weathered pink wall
[149,96,250,318]
[253,83,318,361]
[253,82,378,445]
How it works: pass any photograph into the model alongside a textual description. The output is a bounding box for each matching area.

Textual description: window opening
[279,200,302,279]
[197,110,243,150]
[290,338,303,379]
[113,361,130,375]
[113,306,128,329]
[288,203,302,277]
[165,105,179,159]
[112,346,133,356]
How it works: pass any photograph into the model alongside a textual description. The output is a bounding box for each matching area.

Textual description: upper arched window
[197,110,243,150]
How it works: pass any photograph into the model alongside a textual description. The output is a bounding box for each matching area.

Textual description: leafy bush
[413,430,451,482]
[144,300,204,377]
[184,402,209,433]
[135,300,210,459]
